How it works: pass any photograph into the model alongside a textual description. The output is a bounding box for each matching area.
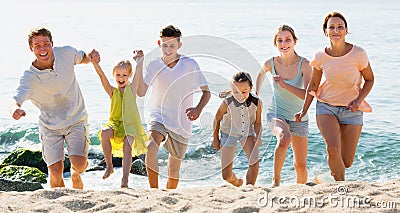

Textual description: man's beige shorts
[148,121,189,160]
[39,120,90,166]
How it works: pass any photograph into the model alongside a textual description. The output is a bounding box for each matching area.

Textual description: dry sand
[0,180,399,212]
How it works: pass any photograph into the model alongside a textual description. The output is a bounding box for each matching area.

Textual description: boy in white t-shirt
[137,25,210,189]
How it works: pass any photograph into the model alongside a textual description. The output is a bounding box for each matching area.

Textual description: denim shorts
[316,101,363,126]
[220,131,254,147]
[267,113,309,137]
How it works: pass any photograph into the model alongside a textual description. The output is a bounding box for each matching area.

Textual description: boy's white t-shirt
[13,46,87,129]
[144,55,208,138]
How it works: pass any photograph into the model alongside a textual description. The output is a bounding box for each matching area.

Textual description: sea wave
[1,123,399,184]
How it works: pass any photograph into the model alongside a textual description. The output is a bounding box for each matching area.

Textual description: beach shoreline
[1,179,398,212]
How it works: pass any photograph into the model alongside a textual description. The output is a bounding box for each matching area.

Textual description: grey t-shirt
[13,46,87,129]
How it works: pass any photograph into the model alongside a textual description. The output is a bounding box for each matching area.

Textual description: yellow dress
[99,86,148,157]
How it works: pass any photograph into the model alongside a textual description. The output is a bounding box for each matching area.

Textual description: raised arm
[295,67,322,122]
[89,50,113,98]
[212,101,228,151]
[132,50,149,97]
[132,50,148,96]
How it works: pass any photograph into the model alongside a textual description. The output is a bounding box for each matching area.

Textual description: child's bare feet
[121,177,128,188]
[270,181,280,188]
[230,178,243,187]
[102,167,114,179]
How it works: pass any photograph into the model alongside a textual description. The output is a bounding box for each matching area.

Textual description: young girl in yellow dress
[90,50,148,188]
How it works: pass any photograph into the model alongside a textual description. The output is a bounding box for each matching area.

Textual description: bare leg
[166,155,183,189]
[317,114,344,181]
[221,146,243,187]
[269,119,292,187]
[69,155,88,189]
[145,131,164,188]
[340,124,362,168]
[101,128,114,179]
[48,160,65,188]
[121,136,133,188]
[291,136,308,184]
[241,136,259,185]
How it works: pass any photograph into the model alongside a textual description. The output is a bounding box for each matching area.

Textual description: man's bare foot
[102,167,114,179]
[230,178,243,187]
[71,172,83,189]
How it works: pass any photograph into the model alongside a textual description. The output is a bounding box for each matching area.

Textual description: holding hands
[88,49,100,64]
[133,50,144,64]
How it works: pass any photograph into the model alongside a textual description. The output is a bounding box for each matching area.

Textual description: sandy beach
[0,180,398,212]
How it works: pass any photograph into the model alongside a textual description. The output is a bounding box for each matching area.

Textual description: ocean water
[0,0,399,190]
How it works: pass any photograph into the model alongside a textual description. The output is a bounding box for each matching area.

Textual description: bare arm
[132,50,147,96]
[186,85,211,121]
[348,63,374,112]
[295,67,322,122]
[80,52,92,64]
[254,99,263,146]
[89,51,114,98]
[196,85,211,112]
[132,50,150,97]
[273,59,312,100]
[212,101,228,150]
[255,60,271,96]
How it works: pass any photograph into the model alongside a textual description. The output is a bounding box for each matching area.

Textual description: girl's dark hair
[219,72,253,98]
[232,72,253,87]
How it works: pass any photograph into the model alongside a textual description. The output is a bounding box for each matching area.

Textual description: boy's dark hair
[160,25,182,42]
[232,71,253,87]
[28,27,53,47]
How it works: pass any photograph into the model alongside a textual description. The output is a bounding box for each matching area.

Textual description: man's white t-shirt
[13,46,87,130]
[144,55,208,138]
